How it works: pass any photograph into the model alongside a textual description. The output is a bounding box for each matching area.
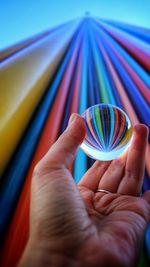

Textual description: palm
[78,186,149,267]
[77,148,150,267]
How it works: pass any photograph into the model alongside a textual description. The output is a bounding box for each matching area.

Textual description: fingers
[97,152,127,193]
[37,113,86,171]
[78,160,111,191]
[118,124,148,196]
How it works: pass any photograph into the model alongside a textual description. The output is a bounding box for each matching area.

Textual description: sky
[1,0,150,49]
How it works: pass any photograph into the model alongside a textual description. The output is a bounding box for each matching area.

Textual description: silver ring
[96,189,112,194]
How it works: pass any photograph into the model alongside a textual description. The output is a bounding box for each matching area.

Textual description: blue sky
[1,0,150,49]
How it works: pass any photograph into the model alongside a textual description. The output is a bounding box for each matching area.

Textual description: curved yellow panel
[0,20,80,175]
[0,30,49,61]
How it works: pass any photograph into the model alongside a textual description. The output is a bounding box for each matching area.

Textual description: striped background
[0,17,150,266]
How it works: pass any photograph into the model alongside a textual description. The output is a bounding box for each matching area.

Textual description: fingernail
[68,113,77,125]
[134,124,149,137]
[132,124,148,151]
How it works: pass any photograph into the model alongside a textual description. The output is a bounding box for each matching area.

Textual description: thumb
[38,113,86,170]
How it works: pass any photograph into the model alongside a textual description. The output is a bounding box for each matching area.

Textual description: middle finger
[78,160,111,191]
[98,152,127,193]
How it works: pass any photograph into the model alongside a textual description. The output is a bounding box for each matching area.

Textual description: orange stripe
[111,108,119,146]
[112,112,126,149]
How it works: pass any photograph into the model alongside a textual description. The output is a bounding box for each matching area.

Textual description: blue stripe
[74,22,89,183]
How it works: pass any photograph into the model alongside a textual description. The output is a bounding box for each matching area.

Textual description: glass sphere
[80,104,132,161]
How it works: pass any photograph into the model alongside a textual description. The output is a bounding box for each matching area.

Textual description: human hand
[18,114,150,267]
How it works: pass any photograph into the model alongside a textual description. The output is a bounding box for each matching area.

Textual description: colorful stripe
[0,17,150,267]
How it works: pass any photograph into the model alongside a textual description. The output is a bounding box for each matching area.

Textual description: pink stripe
[99,22,150,72]
[104,38,150,105]
[99,41,150,178]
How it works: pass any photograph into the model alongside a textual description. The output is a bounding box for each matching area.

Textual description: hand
[18,114,150,267]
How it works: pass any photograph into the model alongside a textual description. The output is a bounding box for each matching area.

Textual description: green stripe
[94,106,105,149]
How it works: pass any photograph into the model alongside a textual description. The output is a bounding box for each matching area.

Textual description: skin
[18,113,150,267]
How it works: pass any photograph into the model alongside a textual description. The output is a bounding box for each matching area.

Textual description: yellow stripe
[0,21,80,175]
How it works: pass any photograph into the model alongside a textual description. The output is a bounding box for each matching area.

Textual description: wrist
[17,237,63,267]
[18,236,86,267]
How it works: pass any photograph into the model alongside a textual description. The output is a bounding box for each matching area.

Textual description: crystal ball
[80,104,132,161]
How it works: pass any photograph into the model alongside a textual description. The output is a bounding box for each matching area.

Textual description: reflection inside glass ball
[80,104,132,161]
